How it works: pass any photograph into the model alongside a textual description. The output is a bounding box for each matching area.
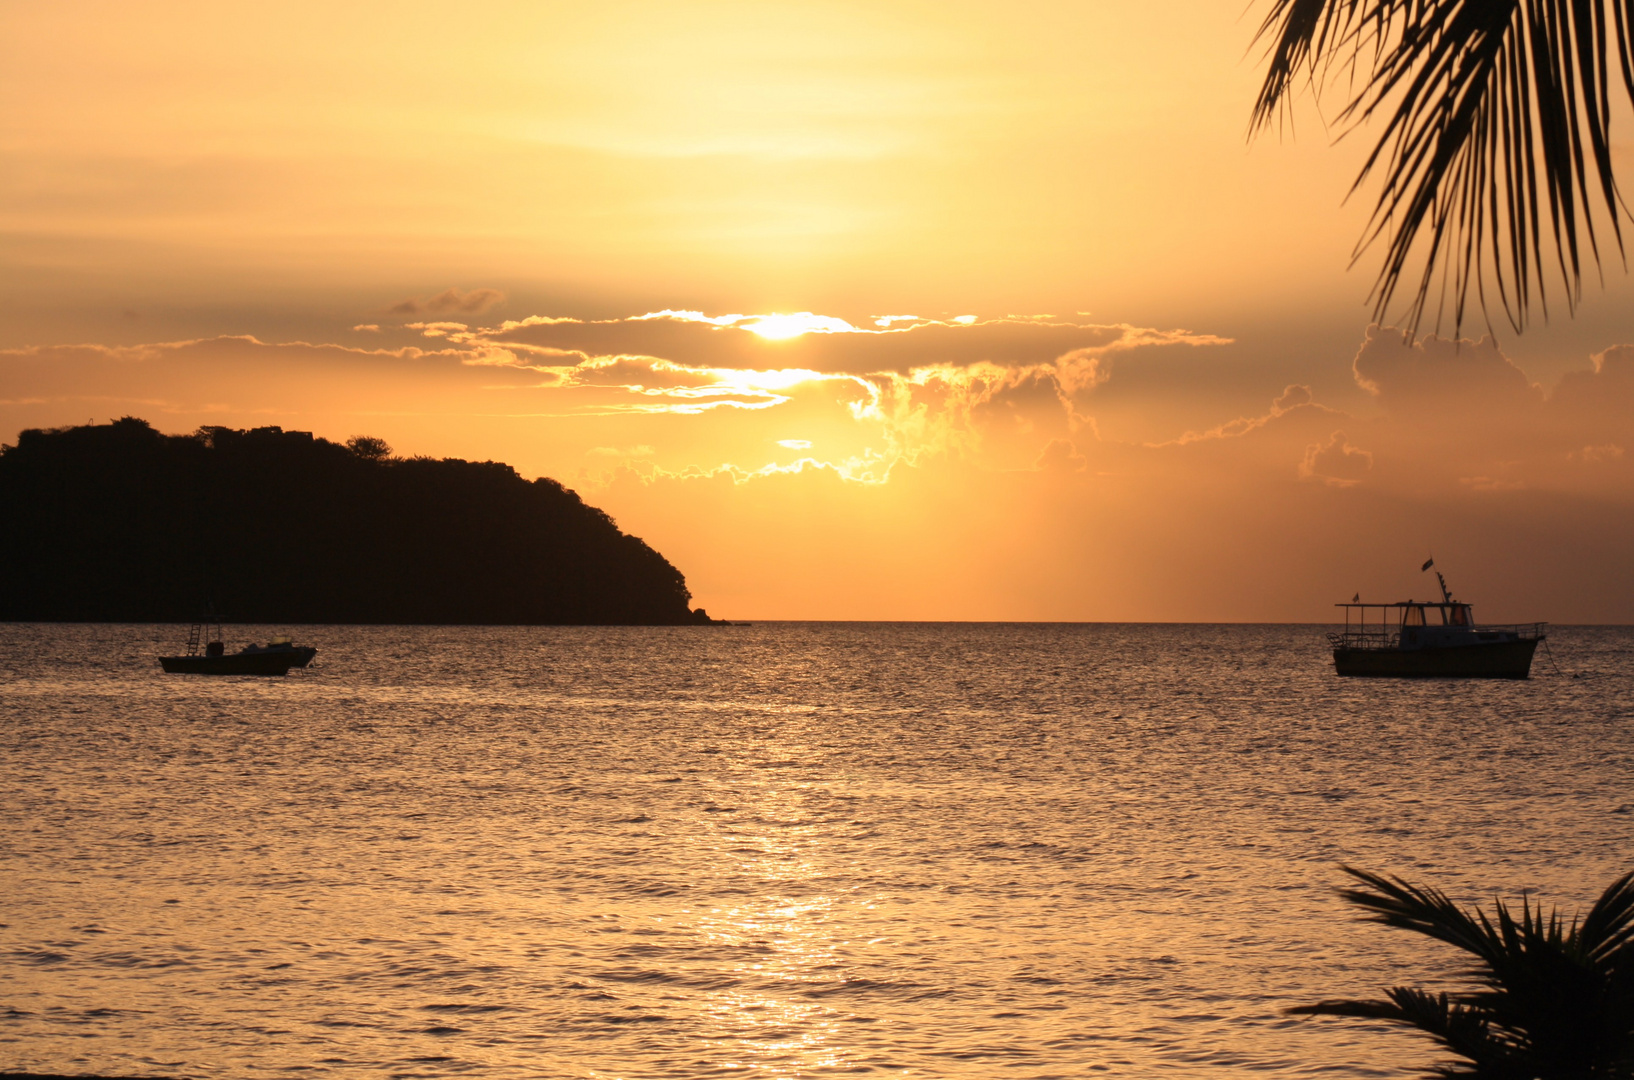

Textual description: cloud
[1341,327,1634,494]
[1035,437,1087,472]
[389,287,505,316]
[1300,430,1373,486]
[1459,475,1526,493]
[0,335,493,429]
[1550,344,1634,431]
[1272,384,1311,412]
[632,309,862,338]
[1170,383,1333,446]
[406,321,471,339]
[475,310,1229,376]
[18,315,1621,503]
[352,323,381,332]
[1573,444,1625,464]
[1352,325,1540,412]
[6,321,1628,504]
[488,315,583,333]
[395,314,1232,476]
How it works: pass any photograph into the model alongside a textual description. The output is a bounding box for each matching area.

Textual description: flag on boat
[1421,557,1434,571]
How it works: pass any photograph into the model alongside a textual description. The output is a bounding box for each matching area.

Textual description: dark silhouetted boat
[1330,565,1545,678]
[159,617,316,675]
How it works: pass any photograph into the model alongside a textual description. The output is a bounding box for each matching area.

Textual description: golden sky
[4,0,1634,620]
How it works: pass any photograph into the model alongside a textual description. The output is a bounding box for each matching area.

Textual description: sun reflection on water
[688,779,859,1075]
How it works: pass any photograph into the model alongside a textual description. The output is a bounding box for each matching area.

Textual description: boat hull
[1333,639,1539,679]
[159,647,317,676]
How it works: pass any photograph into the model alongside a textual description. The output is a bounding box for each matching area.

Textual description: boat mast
[1423,556,1452,605]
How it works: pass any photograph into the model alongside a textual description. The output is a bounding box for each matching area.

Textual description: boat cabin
[1336,600,1476,648]
[1333,596,1544,654]
[1398,601,1472,627]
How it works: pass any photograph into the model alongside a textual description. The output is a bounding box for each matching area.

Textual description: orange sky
[4,0,1633,620]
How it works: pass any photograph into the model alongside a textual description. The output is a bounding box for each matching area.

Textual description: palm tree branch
[1334,866,1508,964]
[1577,870,1634,961]
[1290,988,1519,1073]
[1253,0,1634,336]
[1300,869,1634,1077]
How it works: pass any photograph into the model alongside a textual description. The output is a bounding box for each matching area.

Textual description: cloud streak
[7,315,1631,500]
[389,287,506,316]
[436,314,1230,479]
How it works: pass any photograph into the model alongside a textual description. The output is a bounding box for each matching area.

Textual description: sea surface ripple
[2,622,1631,1079]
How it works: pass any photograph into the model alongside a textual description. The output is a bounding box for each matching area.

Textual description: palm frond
[1291,867,1634,1078]
[1290,989,1520,1077]
[1253,0,1634,337]
[1577,870,1634,961]
[1334,865,1505,963]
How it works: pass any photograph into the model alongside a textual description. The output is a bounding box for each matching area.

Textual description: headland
[0,418,722,625]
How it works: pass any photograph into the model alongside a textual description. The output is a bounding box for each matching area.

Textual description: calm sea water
[2,623,1631,1080]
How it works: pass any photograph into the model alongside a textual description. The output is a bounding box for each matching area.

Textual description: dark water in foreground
[2,623,1632,1080]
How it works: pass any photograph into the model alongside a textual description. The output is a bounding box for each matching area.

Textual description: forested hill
[0,418,720,625]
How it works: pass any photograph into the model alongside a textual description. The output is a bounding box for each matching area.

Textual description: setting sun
[740,313,861,339]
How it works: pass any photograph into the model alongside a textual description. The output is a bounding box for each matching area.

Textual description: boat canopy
[1335,600,1475,628]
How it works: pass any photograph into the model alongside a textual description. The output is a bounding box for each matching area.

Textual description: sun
[740,312,858,340]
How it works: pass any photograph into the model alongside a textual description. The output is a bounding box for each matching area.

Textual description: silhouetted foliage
[1290,866,1634,1078]
[345,434,393,461]
[0,418,720,625]
[1253,0,1634,337]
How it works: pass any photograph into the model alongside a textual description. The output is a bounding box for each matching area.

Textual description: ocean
[2,622,1631,1079]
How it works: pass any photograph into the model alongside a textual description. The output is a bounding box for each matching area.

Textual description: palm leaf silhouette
[1290,866,1634,1078]
[1252,0,1634,336]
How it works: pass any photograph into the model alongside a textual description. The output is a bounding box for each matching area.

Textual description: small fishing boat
[159,618,317,675]
[1330,563,1545,678]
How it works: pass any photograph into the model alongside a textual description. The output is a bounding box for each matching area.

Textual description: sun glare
[632,309,862,340]
[740,313,859,340]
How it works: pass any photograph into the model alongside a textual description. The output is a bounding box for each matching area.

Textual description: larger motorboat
[1330,567,1545,678]
[159,617,317,675]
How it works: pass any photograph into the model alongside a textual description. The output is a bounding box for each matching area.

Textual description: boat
[1330,565,1545,678]
[159,618,317,675]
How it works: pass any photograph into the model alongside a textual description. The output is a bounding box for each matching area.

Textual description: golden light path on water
[666,732,858,1077]
[703,889,842,1071]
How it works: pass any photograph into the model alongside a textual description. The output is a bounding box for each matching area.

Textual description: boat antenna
[1419,556,1452,604]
